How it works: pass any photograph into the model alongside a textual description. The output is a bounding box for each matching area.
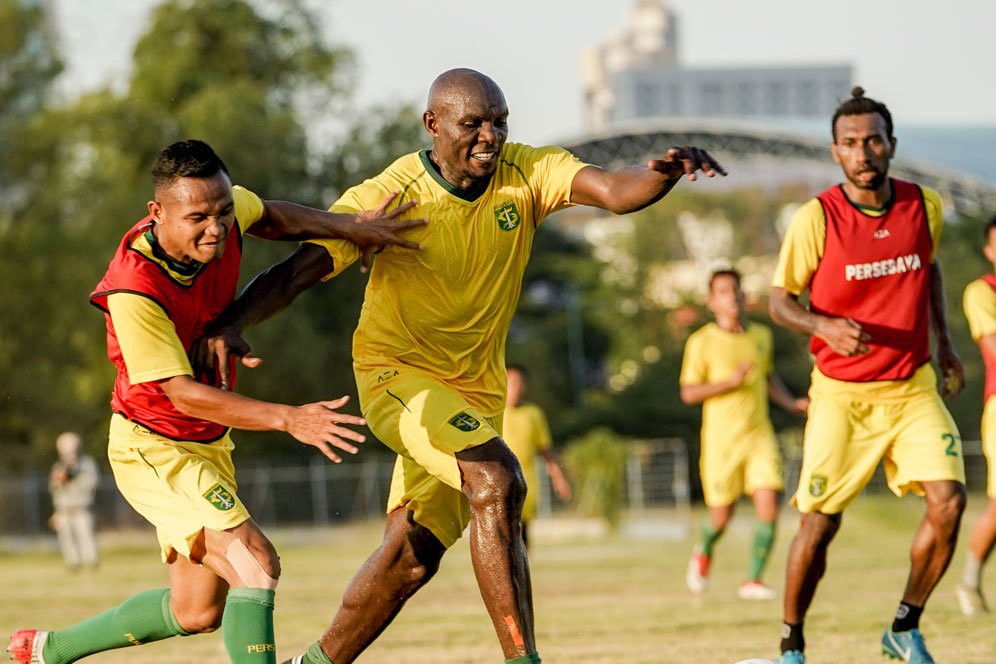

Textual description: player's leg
[309,506,446,664]
[456,437,536,661]
[958,498,996,614]
[689,436,744,594]
[740,488,779,600]
[687,502,733,594]
[880,385,966,661]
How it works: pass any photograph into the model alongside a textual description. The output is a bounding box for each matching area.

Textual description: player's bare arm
[928,260,965,397]
[246,191,426,253]
[769,286,870,356]
[194,244,334,389]
[679,362,753,404]
[569,146,726,214]
[767,373,809,415]
[159,375,363,462]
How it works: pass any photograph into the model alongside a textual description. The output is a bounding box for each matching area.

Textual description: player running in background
[680,268,808,601]
[955,213,996,616]
[7,140,423,664]
[207,68,724,664]
[503,364,572,550]
[769,88,967,664]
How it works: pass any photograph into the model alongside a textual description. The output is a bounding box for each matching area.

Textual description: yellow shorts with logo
[795,381,965,514]
[983,398,996,498]
[358,367,502,548]
[700,425,783,507]
[108,413,250,562]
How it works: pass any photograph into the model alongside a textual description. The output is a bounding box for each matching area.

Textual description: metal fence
[0,439,987,538]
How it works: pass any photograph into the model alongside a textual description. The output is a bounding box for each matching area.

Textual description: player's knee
[226,538,280,590]
[174,603,224,634]
[465,460,526,514]
[799,511,841,546]
[926,481,967,525]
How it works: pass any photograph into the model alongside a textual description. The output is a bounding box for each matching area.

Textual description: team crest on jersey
[808,474,828,497]
[203,483,236,511]
[494,201,521,231]
[448,412,481,432]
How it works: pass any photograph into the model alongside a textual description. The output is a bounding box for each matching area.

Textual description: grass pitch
[2,495,993,663]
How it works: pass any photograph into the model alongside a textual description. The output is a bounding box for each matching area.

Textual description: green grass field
[2,495,993,663]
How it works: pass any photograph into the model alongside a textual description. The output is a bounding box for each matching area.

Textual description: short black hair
[985,213,996,242]
[152,140,229,192]
[708,268,741,292]
[832,86,893,141]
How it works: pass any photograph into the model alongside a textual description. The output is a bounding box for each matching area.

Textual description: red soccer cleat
[6,629,49,664]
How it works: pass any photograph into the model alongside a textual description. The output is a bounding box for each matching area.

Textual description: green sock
[748,520,777,581]
[700,520,722,557]
[222,587,276,663]
[505,653,541,663]
[297,641,334,663]
[43,588,188,663]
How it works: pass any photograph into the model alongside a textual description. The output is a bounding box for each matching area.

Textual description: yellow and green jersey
[680,322,774,441]
[308,143,588,417]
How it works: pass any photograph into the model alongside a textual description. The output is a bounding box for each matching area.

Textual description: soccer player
[209,68,724,664]
[503,364,572,550]
[955,213,996,616]
[769,88,967,664]
[6,140,424,664]
[680,268,808,601]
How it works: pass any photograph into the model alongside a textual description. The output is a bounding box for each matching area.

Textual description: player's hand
[287,395,366,463]
[647,146,727,182]
[793,397,811,415]
[351,192,428,273]
[552,472,573,502]
[727,362,754,388]
[191,328,262,391]
[936,341,965,398]
[817,317,870,357]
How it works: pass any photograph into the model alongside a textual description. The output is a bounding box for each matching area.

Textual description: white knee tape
[225,539,279,590]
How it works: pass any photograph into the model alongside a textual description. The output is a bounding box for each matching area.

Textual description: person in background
[49,431,101,572]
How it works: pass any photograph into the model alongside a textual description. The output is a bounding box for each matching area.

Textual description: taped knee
[225,539,279,590]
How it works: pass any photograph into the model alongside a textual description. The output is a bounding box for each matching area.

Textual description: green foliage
[563,427,628,527]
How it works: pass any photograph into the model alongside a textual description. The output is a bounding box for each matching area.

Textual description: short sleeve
[679,331,707,386]
[509,145,588,223]
[107,292,192,384]
[233,185,265,234]
[964,279,996,340]
[920,186,944,262]
[772,198,826,295]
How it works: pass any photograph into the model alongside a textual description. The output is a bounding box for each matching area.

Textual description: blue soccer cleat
[881,627,935,663]
[777,650,805,664]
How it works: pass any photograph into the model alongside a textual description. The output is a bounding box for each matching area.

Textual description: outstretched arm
[192,244,335,389]
[929,260,964,397]
[569,146,727,214]
[246,192,426,259]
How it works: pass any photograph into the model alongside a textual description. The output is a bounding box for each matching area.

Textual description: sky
[54,0,995,147]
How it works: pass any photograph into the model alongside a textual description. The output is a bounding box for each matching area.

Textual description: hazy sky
[55,0,994,145]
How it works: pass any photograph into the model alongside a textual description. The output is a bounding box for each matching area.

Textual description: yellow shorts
[108,413,250,561]
[795,387,965,514]
[983,398,996,498]
[700,425,783,507]
[358,367,501,548]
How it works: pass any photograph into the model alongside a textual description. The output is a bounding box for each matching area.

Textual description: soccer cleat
[955,583,990,616]
[7,629,49,664]
[881,627,935,663]
[685,545,710,594]
[777,650,805,664]
[738,579,778,601]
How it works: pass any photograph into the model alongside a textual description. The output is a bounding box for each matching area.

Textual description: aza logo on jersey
[204,483,236,511]
[448,412,481,432]
[494,201,521,231]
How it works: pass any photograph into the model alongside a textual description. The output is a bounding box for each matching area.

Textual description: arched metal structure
[561,120,996,218]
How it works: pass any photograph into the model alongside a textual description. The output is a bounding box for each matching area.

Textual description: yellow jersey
[680,322,774,441]
[309,143,588,417]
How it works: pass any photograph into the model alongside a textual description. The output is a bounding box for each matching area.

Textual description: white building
[582,0,852,130]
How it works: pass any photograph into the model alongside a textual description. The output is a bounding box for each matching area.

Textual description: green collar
[419,150,491,202]
[144,226,204,277]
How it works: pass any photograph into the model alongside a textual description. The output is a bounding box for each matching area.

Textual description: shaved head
[427,68,505,114]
